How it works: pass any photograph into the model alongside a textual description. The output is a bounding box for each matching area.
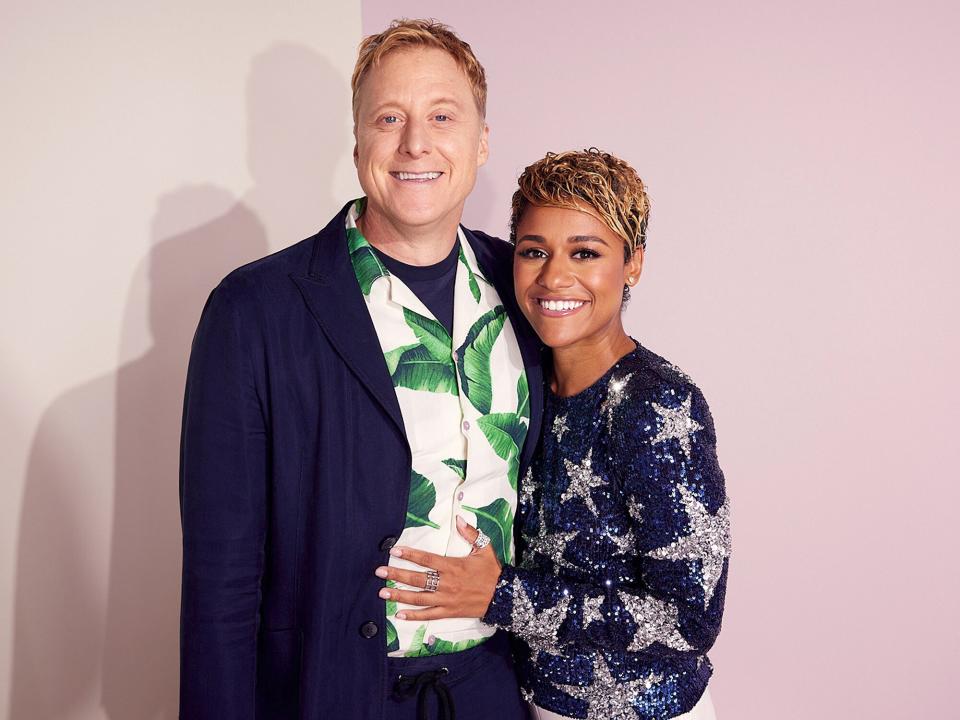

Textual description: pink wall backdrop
[362,3,960,719]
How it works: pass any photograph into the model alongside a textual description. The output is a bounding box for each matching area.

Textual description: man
[179,19,543,720]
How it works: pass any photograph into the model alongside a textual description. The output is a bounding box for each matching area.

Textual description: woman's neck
[551,332,637,397]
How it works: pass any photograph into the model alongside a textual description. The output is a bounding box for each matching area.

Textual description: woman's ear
[625,247,644,286]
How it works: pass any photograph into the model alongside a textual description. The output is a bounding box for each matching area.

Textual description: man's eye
[382,115,400,124]
[434,114,449,122]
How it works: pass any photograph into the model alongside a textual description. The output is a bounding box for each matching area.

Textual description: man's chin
[366,203,460,233]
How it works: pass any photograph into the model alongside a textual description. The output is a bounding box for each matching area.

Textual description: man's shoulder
[463,227,513,262]
[214,234,313,300]
[216,202,352,299]
[462,227,515,286]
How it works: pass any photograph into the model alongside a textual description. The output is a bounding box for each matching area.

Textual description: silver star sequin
[561,449,607,515]
[555,653,662,720]
[509,575,572,654]
[552,413,569,442]
[599,373,634,432]
[647,485,731,608]
[651,393,703,459]
[582,594,606,627]
[519,467,535,511]
[618,591,694,653]
[527,515,580,572]
[604,527,635,555]
[626,496,645,524]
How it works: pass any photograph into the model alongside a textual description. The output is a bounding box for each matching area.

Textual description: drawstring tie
[394,667,455,720]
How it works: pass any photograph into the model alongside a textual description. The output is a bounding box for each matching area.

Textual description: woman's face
[513,204,642,352]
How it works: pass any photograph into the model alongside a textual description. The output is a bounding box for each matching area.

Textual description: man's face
[353,47,489,237]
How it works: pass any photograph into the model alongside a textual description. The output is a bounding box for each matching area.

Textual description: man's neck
[357,209,462,267]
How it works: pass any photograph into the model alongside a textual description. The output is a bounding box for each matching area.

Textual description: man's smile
[389,171,444,182]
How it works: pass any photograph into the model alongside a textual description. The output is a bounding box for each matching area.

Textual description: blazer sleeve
[483,382,729,659]
[179,277,268,719]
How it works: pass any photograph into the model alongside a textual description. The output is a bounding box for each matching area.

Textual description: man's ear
[477,123,490,167]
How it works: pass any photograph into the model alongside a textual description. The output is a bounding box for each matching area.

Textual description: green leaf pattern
[455,307,507,414]
[405,470,440,529]
[442,458,467,481]
[347,226,389,296]
[458,245,482,303]
[345,201,527,656]
[462,498,515,565]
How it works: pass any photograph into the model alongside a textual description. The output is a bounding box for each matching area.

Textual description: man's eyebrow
[429,96,466,108]
[366,96,467,115]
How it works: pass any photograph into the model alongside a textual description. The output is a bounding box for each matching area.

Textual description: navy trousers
[383,631,529,720]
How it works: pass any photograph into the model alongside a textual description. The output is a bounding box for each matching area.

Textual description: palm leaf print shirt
[346,199,529,657]
[482,344,730,719]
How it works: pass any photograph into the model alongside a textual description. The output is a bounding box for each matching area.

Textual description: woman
[376,149,730,719]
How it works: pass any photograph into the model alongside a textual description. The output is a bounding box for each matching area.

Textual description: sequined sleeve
[482,381,730,658]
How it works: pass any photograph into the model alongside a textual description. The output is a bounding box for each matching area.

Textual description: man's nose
[398,118,431,157]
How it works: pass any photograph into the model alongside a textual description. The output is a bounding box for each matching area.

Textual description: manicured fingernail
[375,567,388,578]
[378,588,391,600]
[396,612,407,620]
[390,548,403,557]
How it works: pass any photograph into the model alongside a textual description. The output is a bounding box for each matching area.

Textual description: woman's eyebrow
[569,235,610,246]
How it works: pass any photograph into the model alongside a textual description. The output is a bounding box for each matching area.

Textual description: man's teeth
[540,299,585,311]
[396,171,442,180]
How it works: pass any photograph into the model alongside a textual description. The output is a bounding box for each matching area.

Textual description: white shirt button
[462,420,470,432]
[457,491,464,501]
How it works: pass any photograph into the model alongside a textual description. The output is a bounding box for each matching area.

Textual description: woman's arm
[378,382,729,658]
[485,384,729,656]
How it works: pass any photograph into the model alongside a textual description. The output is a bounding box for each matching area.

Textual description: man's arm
[179,277,267,720]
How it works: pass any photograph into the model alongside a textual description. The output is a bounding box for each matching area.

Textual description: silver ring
[424,569,440,592]
[472,529,491,552]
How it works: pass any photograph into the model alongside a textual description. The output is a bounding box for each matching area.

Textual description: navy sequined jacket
[482,343,730,720]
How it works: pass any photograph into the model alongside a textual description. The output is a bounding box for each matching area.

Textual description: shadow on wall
[9,44,348,720]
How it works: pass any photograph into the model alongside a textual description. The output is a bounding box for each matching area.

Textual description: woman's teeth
[395,171,442,180]
[539,299,585,311]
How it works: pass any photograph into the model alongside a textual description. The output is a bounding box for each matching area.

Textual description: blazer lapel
[291,205,406,438]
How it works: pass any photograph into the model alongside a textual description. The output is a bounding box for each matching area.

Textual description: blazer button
[359,621,379,639]
[379,536,398,551]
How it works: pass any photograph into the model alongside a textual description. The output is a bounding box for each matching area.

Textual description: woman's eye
[434,114,449,122]
[518,247,547,259]
[573,249,600,259]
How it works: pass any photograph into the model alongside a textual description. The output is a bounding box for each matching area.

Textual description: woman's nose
[538,257,574,289]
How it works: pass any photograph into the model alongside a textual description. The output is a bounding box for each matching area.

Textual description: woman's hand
[375,516,502,621]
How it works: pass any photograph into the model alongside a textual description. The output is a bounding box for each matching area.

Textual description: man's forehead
[359,48,472,99]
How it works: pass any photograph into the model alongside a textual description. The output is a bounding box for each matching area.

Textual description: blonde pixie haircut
[351,19,488,121]
[510,148,651,259]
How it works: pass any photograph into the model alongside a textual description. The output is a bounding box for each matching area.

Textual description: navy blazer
[179,201,544,719]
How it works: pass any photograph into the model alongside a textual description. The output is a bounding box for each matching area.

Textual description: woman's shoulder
[610,343,716,438]
[615,342,701,397]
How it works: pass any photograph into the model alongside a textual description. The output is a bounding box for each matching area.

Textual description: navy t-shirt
[372,240,459,337]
